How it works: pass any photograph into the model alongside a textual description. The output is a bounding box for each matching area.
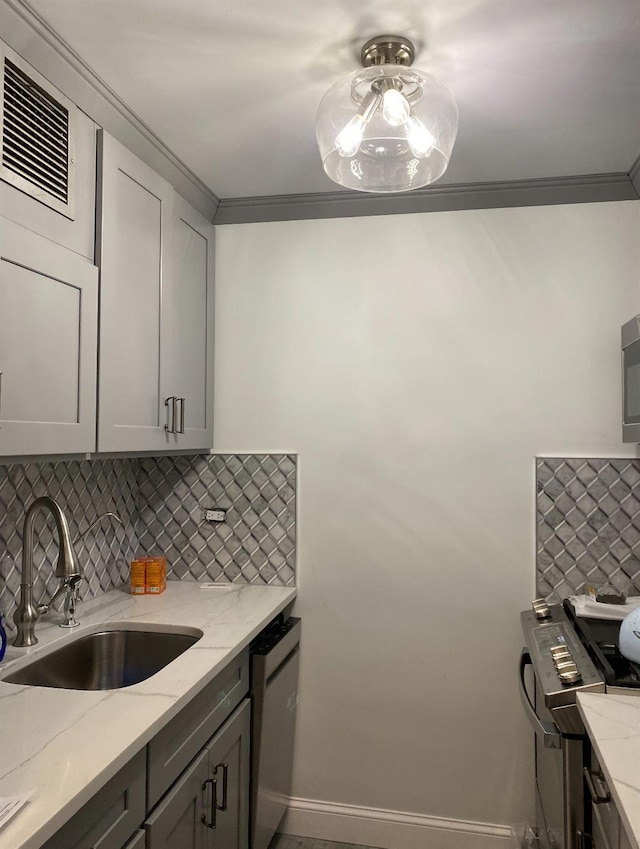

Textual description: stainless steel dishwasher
[250,615,301,849]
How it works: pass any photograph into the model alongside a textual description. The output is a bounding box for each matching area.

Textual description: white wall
[214,202,640,833]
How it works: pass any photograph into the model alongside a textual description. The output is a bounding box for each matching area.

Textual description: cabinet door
[145,749,209,849]
[0,218,98,455]
[166,196,214,450]
[97,130,174,452]
[205,698,251,849]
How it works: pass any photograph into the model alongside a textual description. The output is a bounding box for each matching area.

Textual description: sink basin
[3,626,203,690]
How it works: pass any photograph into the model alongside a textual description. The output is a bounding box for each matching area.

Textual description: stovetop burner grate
[563,600,640,688]
[597,641,640,686]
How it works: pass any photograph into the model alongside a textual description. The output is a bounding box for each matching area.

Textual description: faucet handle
[59,576,82,629]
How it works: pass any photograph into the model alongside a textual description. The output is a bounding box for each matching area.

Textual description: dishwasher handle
[252,616,301,681]
[519,649,561,749]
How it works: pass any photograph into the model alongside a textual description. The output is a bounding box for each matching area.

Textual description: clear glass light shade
[316,65,458,193]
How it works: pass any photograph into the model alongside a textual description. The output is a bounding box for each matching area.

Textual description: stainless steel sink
[3,627,203,690]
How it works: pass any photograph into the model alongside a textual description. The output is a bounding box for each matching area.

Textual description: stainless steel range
[519,599,640,849]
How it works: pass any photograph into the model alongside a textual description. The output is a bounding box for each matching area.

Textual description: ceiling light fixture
[316,36,458,194]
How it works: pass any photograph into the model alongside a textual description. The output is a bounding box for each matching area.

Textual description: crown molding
[2,0,219,220]
[4,0,639,227]
[214,172,638,225]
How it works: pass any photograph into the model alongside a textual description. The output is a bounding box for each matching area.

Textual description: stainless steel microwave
[622,316,640,441]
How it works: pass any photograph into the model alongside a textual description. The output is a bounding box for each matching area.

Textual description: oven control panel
[521,606,605,704]
[532,621,583,684]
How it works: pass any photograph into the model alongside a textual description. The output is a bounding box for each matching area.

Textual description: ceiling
[23,0,640,201]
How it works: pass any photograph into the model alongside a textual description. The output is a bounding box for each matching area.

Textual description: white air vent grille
[0,46,76,218]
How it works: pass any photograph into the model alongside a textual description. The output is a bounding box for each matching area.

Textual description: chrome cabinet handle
[584,767,611,805]
[584,768,614,849]
[177,397,185,434]
[214,763,228,811]
[164,396,177,434]
[201,777,217,829]
[576,830,592,849]
[519,649,561,749]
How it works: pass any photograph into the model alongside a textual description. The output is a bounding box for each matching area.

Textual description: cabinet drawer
[147,650,249,809]
[43,749,146,849]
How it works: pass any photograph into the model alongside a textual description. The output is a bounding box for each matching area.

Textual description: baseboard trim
[281,796,513,849]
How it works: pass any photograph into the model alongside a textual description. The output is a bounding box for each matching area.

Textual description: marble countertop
[577,692,640,849]
[0,581,297,849]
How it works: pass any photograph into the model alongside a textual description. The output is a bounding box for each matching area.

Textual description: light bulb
[382,89,410,127]
[335,114,367,158]
[405,115,436,158]
[335,89,382,158]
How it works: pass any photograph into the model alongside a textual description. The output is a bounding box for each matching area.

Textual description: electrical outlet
[203,507,227,523]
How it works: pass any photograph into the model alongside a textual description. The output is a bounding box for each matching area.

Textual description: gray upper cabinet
[97,130,214,453]
[97,129,173,453]
[0,218,98,455]
[0,41,97,261]
[167,196,214,451]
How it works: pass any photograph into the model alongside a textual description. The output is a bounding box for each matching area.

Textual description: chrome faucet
[12,496,81,647]
[35,511,123,632]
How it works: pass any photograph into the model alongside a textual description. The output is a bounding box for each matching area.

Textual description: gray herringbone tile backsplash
[537,458,640,602]
[138,455,296,585]
[0,454,296,617]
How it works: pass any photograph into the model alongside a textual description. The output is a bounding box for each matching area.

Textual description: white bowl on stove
[619,608,640,664]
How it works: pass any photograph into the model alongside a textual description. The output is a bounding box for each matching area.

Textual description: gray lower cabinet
[145,699,251,849]
[42,652,250,849]
[204,698,251,849]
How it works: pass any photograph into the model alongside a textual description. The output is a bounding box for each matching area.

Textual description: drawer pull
[177,397,185,433]
[164,396,176,434]
[584,767,611,804]
[202,777,217,829]
[214,763,228,811]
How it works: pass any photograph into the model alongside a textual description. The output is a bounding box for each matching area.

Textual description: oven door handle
[519,649,562,749]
